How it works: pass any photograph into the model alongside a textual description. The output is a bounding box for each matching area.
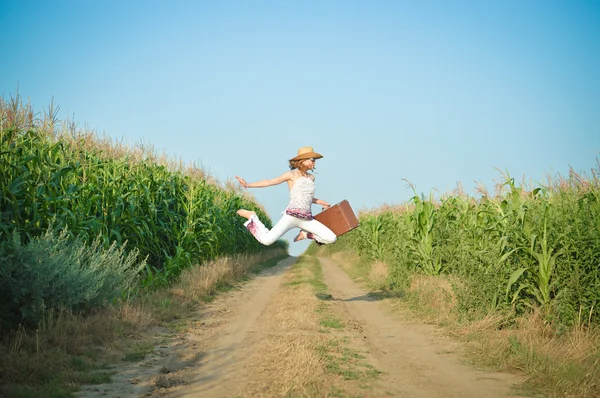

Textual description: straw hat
[289,146,323,161]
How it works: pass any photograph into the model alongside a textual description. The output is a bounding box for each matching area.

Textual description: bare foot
[293,231,307,242]
[236,209,256,219]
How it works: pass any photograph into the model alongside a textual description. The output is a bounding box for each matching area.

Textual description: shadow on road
[315,290,403,302]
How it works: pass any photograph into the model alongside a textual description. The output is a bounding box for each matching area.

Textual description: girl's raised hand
[235,176,248,188]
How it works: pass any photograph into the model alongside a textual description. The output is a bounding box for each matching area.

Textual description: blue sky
[1,0,599,255]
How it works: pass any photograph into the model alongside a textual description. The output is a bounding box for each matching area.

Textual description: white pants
[244,214,337,246]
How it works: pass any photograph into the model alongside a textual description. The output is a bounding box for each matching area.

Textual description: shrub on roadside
[0,227,145,330]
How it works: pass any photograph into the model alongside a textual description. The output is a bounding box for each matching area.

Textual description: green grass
[122,342,155,362]
[320,317,344,330]
[317,339,382,382]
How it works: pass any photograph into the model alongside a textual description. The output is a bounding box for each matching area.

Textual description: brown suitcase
[314,200,359,237]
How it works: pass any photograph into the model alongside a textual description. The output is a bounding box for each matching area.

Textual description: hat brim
[289,152,323,161]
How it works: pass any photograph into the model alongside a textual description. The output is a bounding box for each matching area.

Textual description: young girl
[236,146,337,246]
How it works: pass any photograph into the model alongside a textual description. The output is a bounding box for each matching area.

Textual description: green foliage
[409,192,441,275]
[505,204,563,318]
[317,165,600,327]
[0,98,282,294]
[0,96,286,329]
[0,227,145,329]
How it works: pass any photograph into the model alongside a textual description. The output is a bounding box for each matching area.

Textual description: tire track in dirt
[319,256,521,398]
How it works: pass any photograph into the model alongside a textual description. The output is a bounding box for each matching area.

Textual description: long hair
[289,159,312,176]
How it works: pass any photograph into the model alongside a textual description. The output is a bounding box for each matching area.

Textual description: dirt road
[78,255,521,398]
[318,257,519,397]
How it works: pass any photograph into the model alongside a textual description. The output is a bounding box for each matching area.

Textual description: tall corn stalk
[410,192,441,275]
[506,204,562,318]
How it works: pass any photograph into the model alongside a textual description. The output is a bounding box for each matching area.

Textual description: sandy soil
[77,255,521,398]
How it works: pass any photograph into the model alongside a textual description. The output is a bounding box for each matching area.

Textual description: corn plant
[409,192,441,275]
[505,204,563,318]
[362,214,385,260]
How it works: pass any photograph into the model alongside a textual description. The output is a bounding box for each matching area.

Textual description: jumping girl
[235,146,337,246]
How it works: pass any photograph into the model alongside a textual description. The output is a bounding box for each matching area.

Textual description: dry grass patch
[406,274,457,323]
[270,288,321,332]
[330,251,361,276]
[330,251,371,283]
[236,272,329,397]
[329,251,390,292]
[368,261,389,290]
[330,250,358,264]
[457,310,600,398]
[177,251,285,300]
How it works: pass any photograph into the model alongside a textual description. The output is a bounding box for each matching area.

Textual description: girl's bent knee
[322,232,336,244]
[261,236,278,246]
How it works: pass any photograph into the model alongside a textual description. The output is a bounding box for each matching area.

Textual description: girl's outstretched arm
[236,172,292,188]
[312,197,331,209]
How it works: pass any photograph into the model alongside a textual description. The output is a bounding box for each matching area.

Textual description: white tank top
[285,176,315,220]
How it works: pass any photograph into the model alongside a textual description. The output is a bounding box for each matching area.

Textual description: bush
[0,228,145,330]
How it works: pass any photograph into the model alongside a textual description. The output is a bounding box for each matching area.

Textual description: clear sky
[1,0,599,255]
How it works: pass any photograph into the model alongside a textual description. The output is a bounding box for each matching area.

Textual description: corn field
[0,96,282,290]
[322,168,600,327]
